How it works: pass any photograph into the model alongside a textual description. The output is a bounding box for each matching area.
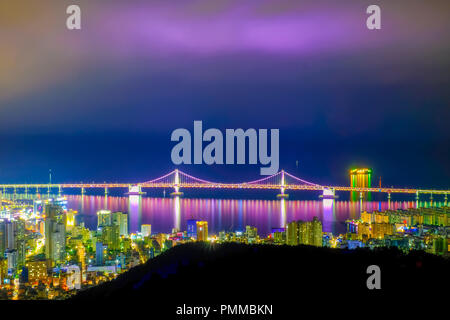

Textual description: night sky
[0,0,449,189]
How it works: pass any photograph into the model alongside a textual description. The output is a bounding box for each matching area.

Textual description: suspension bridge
[0,169,448,202]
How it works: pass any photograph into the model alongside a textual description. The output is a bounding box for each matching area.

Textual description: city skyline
[0,0,448,307]
[1,193,448,300]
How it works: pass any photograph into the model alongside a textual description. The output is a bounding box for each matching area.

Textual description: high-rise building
[187,219,198,239]
[97,210,112,228]
[14,219,26,270]
[50,223,65,264]
[98,211,128,237]
[298,221,309,245]
[286,218,323,247]
[44,204,66,265]
[311,217,323,247]
[0,219,26,271]
[5,220,15,250]
[101,225,120,250]
[0,258,7,284]
[196,221,208,241]
[95,242,106,266]
[286,221,299,245]
[112,212,128,236]
[45,204,65,221]
[141,224,152,237]
[245,226,258,243]
[361,211,372,224]
[272,228,286,244]
[65,210,77,232]
[6,250,17,272]
[350,168,372,201]
[27,259,48,284]
[0,221,5,257]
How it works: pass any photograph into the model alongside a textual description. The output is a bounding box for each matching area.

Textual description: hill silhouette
[70,242,448,316]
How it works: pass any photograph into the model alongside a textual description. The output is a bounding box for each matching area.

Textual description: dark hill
[71,243,448,313]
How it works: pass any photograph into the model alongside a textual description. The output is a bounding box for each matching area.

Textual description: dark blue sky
[0,0,449,189]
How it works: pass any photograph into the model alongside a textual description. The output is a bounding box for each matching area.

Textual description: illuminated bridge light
[0,169,448,195]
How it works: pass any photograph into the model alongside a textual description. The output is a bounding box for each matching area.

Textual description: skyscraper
[98,211,127,237]
[311,217,323,247]
[5,220,15,251]
[245,226,258,243]
[298,220,309,245]
[286,221,299,245]
[112,212,128,236]
[0,221,5,257]
[101,225,120,250]
[286,218,323,247]
[6,250,17,273]
[14,219,26,270]
[96,242,106,266]
[350,168,372,201]
[141,224,152,237]
[65,209,77,232]
[196,221,208,241]
[0,258,8,284]
[44,204,66,265]
[0,219,26,272]
[97,210,112,228]
[187,219,198,239]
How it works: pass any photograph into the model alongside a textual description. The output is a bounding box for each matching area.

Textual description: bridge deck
[0,183,448,194]
[0,169,448,195]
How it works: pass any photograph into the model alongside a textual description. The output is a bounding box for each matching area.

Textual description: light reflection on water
[2,193,443,236]
[64,195,433,236]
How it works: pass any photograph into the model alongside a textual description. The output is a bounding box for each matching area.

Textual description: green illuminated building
[350,168,372,201]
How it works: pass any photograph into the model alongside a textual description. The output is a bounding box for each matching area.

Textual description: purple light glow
[67,195,417,236]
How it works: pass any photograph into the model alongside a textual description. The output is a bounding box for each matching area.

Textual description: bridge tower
[126,185,146,195]
[58,185,62,197]
[170,169,184,197]
[319,187,339,199]
[445,193,448,206]
[319,188,337,199]
[276,170,289,199]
